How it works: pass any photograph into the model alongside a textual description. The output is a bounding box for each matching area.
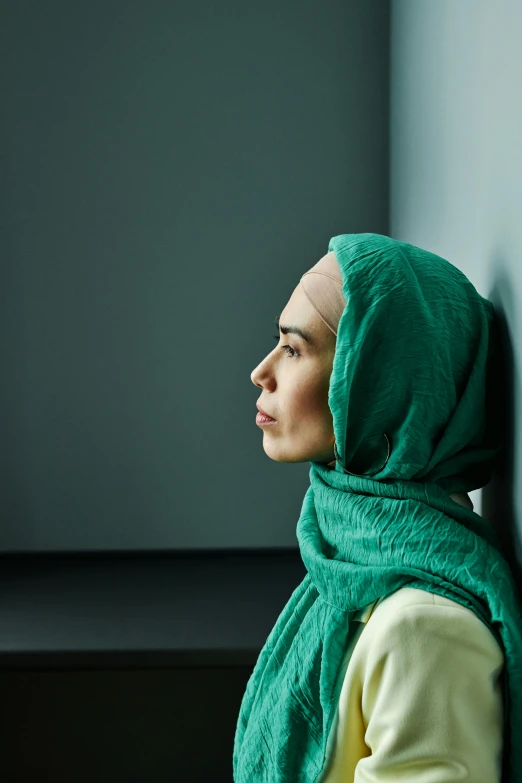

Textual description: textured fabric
[318,586,505,782]
[233,233,522,783]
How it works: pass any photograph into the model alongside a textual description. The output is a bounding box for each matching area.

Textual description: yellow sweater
[318,494,506,783]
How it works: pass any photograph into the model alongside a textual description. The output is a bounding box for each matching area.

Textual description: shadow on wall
[482,259,522,605]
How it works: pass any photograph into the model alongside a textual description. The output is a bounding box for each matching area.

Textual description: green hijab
[233,233,522,783]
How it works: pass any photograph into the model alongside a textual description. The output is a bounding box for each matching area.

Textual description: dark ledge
[0,548,307,670]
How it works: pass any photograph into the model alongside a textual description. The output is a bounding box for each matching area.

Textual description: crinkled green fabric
[233,233,522,783]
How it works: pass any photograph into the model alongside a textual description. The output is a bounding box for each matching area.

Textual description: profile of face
[251,281,338,467]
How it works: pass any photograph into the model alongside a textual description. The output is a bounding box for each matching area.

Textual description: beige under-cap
[300,251,346,336]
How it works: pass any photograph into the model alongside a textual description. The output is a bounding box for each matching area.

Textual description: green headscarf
[233,233,522,783]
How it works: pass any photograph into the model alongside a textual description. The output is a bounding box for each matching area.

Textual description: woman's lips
[256,411,277,426]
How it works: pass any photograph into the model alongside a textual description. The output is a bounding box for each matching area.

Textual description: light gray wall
[0,0,390,551]
[390,0,522,567]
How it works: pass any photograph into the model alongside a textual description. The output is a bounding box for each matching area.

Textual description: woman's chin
[262,445,306,463]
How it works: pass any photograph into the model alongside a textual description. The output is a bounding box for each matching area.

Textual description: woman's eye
[273,335,299,358]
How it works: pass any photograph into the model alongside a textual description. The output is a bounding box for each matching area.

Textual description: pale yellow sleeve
[354,601,505,783]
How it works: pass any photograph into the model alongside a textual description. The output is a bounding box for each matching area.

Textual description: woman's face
[251,281,338,466]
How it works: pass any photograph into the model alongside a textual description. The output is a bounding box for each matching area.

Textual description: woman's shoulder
[355,586,466,624]
[359,586,505,665]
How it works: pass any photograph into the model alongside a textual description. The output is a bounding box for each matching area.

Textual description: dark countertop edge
[0,548,306,664]
[0,648,260,670]
[0,546,300,563]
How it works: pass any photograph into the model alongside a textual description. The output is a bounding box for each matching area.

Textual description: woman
[233,233,522,783]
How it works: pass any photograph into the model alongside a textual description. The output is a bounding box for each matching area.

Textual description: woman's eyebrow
[274,315,314,345]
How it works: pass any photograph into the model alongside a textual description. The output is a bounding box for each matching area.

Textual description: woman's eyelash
[273,335,299,357]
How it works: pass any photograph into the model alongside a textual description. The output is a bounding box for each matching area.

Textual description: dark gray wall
[1,0,390,552]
